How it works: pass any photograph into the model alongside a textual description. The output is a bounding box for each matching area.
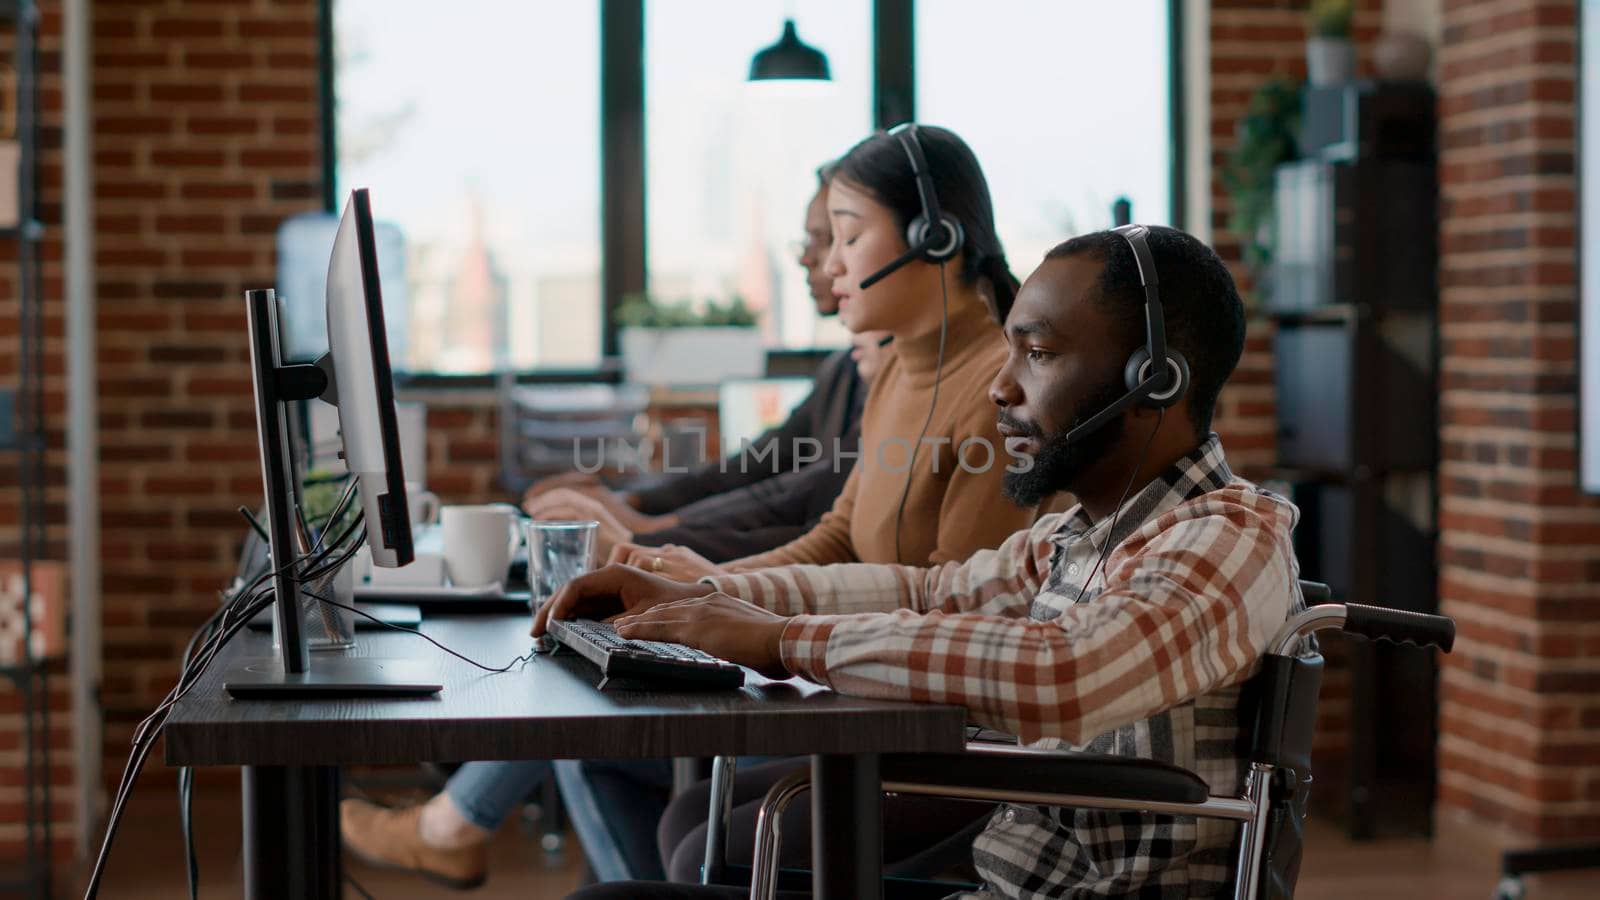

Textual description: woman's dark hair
[831,125,1019,322]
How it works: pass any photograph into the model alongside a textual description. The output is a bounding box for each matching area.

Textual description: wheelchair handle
[1341,603,1455,652]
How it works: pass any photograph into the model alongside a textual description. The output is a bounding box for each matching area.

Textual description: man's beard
[1002,377,1128,507]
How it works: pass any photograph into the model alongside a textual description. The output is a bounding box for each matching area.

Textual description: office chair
[699,582,1456,900]
[497,376,653,493]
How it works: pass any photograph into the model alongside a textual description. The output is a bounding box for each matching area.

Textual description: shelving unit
[0,1,52,896]
[1268,81,1440,840]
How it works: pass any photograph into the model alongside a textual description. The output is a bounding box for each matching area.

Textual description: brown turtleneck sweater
[729,298,1044,569]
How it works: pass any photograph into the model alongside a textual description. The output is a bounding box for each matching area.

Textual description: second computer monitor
[717,377,813,455]
[326,188,413,568]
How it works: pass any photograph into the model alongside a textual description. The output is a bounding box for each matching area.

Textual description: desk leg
[811,753,881,900]
[242,765,342,899]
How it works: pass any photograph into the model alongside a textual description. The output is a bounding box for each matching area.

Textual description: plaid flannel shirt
[703,436,1302,898]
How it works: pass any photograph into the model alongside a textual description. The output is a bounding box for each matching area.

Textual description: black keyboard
[547,618,746,689]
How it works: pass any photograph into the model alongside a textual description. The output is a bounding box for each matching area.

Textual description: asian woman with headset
[611,124,1054,584]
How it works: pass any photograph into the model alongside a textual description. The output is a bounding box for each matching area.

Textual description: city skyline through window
[335,0,602,374]
[646,3,871,351]
[333,1,1173,374]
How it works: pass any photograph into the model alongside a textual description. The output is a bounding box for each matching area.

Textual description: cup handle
[416,491,440,525]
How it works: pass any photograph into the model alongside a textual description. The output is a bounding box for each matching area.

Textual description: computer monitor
[307,399,427,489]
[326,190,413,567]
[276,210,409,365]
[717,377,813,455]
[226,189,440,697]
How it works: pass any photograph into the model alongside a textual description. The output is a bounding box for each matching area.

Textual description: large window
[645,3,871,350]
[334,0,602,373]
[917,0,1173,277]
[331,1,1176,374]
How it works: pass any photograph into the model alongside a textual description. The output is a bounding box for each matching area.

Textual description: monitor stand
[229,287,442,699]
[224,656,442,698]
[246,601,424,632]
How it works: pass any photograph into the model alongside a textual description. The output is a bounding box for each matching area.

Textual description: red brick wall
[88,0,323,812]
[0,0,331,864]
[1206,0,1385,781]
[1207,0,1384,478]
[1436,0,1600,841]
[417,397,504,503]
[1209,2,1305,478]
[0,0,73,866]
[1,1,553,864]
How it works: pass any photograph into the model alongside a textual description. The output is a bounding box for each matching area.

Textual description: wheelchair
[694,581,1456,900]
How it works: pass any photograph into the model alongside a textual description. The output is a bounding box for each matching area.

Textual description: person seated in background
[541,226,1306,900]
[339,170,874,888]
[604,124,1048,584]
[525,166,865,563]
[546,328,894,564]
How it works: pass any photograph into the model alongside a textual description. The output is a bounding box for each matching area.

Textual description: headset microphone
[859,230,947,290]
[858,123,965,292]
[1058,225,1191,447]
[875,334,894,348]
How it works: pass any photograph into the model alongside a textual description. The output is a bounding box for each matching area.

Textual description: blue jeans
[443,759,556,832]
[442,758,675,881]
[554,759,676,881]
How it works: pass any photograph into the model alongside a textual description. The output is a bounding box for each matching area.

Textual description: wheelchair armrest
[881,746,1210,805]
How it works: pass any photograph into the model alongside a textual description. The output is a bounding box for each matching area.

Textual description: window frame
[321,0,1182,384]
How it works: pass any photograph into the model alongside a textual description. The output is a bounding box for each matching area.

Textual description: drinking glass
[525,520,599,607]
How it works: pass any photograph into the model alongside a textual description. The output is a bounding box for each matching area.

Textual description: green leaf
[612,292,760,328]
[1222,77,1304,302]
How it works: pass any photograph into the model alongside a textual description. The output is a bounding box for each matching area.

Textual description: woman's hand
[522,471,604,505]
[578,488,664,533]
[531,563,710,636]
[525,488,634,558]
[608,542,725,581]
[615,594,790,679]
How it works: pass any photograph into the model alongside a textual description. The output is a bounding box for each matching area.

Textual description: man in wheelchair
[535,225,1304,898]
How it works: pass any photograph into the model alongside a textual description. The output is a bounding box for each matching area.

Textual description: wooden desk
[165,614,967,899]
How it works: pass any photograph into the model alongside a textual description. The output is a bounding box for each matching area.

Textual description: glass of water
[524,520,599,607]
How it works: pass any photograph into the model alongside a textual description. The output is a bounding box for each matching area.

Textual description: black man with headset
[546,223,1306,899]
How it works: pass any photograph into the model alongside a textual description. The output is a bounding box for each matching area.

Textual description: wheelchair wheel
[1492,875,1526,900]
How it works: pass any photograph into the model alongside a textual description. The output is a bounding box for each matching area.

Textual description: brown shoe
[340,798,489,890]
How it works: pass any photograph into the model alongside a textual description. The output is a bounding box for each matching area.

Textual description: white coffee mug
[439,504,521,589]
[406,482,440,525]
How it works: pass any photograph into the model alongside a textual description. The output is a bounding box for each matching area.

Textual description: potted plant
[1222,78,1303,300]
[1307,0,1355,86]
[616,293,766,387]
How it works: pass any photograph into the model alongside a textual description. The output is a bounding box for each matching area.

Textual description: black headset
[1060,224,1191,446]
[859,123,965,290]
[855,123,966,564]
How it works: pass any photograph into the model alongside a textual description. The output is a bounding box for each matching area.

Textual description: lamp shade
[748,19,831,82]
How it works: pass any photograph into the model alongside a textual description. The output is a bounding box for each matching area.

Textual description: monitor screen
[717,377,813,455]
[307,400,426,488]
[278,211,409,364]
[327,189,413,566]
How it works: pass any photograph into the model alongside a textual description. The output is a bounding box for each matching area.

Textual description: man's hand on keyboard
[531,563,710,637]
[614,594,789,680]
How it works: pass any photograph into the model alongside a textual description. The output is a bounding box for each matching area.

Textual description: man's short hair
[1044,226,1246,436]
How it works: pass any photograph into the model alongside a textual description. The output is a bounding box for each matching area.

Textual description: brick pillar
[0,0,74,868]
[1436,0,1600,841]
[1206,0,1387,795]
[90,1,322,798]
